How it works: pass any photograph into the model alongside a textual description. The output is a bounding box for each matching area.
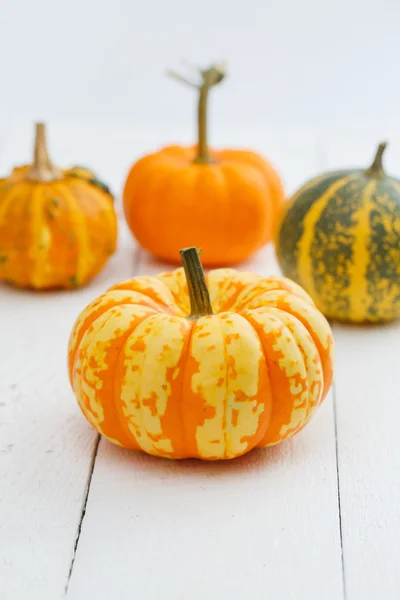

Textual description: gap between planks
[64,260,347,600]
[332,377,347,600]
[65,434,101,594]
[65,236,144,594]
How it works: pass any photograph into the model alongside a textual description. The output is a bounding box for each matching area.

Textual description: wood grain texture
[65,136,344,599]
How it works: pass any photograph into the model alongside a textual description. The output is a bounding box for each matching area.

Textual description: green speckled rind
[276,168,400,322]
[365,178,400,320]
[276,170,351,281]
[309,177,366,318]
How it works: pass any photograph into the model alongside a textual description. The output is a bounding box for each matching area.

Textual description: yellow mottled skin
[68,267,334,460]
[0,165,116,289]
[121,314,188,457]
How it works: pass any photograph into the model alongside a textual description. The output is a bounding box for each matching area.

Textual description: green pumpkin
[275,143,400,323]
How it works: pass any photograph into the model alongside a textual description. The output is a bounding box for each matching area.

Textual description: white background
[0,0,399,132]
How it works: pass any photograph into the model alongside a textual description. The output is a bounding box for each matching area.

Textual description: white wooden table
[1,122,400,600]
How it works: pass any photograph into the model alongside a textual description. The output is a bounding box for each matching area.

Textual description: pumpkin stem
[168,62,227,165]
[26,122,62,182]
[365,141,388,178]
[196,64,226,164]
[180,247,213,319]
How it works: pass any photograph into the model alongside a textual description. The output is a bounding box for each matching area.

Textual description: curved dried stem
[168,60,227,164]
[365,141,388,179]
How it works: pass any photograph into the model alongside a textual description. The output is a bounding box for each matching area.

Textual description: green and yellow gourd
[276,143,400,323]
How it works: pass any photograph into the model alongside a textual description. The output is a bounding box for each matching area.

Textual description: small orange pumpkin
[0,123,117,289]
[68,247,334,460]
[123,63,285,266]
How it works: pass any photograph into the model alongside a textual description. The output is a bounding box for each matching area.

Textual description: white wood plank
[66,133,344,600]
[0,124,139,600]
[325,137,400,599]
[67,399,342,600]
[333,322,400,600]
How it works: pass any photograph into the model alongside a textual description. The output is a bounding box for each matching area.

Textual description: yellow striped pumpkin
[68,247,334,460]
[0,123,117,290]
[276,142,400,322]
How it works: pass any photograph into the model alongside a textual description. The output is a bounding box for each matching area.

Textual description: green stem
[168,62,226,165]
[180,247,213,319]
[195,85,213,164]
[365,141,388,178]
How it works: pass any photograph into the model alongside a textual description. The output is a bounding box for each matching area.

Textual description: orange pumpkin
[0,123,117,289]
[68,247,334,460]
[123,63,285,266]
